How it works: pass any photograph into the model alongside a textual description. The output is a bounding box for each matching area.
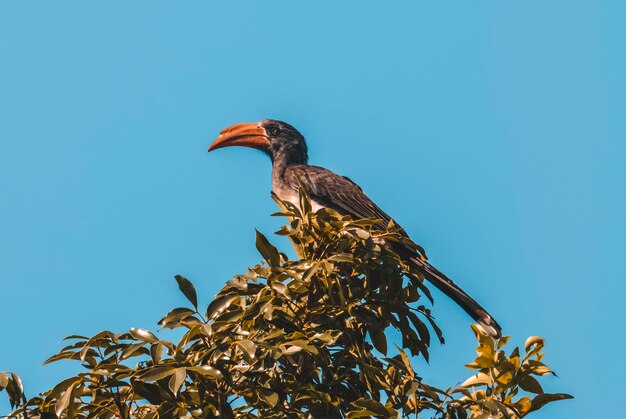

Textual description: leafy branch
[2,191,571,418]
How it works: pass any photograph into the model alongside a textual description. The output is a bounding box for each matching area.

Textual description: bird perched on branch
[208,119,502,338]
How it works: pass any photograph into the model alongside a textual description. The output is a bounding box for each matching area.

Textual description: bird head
[209,119,308,164]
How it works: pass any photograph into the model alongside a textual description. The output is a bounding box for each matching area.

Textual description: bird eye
[267,126,281,136]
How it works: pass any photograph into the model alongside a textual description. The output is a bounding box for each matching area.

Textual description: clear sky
[0,1,623,417]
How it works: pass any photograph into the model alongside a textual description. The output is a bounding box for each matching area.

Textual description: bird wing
[284,165,395,228]
[282,164,503,338]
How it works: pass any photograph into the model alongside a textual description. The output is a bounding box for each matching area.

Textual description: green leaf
[3,373,25,408]
[259,389,279,407]
[175,275,198,309]
[524,336,544,352]
[407,311,430,346]
[187,365,223,380]
[121,342,150,360]
[301,262,320,282]
[130,327,159,343]
[9,373,23,397]
[423,308,445,344]
[527,360,555,376]
[131,380,166,405]
[236,340,257,362]
[281,339,319,355]
[346,409,377,419]
[395,346,414,375]
[529,393,574,412]
[461,372,491,388]
[370,328,388,355]
[296,179,312,215]
[62,335,89,341]
[497,335,511,349]
[137,366,176,382]
[206,294,238,320]
[150,343,164,364]
[327,253,354,263]
[158,307,196,328]
[55,382,77,417]
[270,280,289,297]
[352,398,397,416]
[255,229,280,267]
[168,368,186,395]
[45,376,80,402]
[518,375,544,394]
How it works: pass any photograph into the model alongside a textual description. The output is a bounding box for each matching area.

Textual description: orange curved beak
[208,123,270,152]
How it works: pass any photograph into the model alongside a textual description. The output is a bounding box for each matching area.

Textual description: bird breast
[272,182,324,213]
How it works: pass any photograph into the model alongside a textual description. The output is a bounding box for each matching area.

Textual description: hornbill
[208,119,502,338]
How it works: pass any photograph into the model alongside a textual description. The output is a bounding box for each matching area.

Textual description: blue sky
[0,1,623,417]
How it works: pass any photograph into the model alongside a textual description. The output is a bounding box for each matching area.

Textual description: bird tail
[411,257,502,339]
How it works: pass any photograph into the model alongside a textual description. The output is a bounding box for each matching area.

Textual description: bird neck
[270,146,308,171]
[271,148,307,195]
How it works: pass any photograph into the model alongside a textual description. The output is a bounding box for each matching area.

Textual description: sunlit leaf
[255,229,281,267]
[137,366,176,382]
[130,327,159,343]
[168,368,186,395]
[461,372,492,388]
[524,336,545,353]
[55,382,77,417]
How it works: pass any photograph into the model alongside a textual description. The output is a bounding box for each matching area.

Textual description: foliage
[2,190,571,418]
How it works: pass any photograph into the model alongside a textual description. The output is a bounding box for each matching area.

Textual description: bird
[208,119,502,338]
